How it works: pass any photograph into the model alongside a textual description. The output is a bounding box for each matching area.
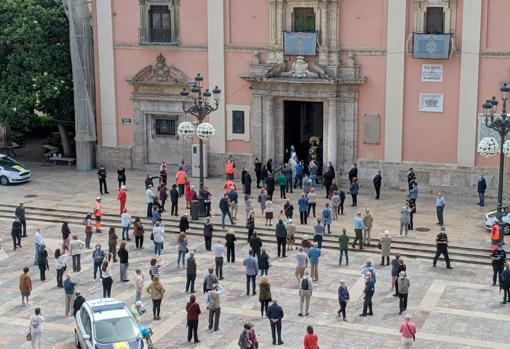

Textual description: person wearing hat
[433,226,452,269]
[491,243,507,286]
[337,279,350,321]
[397,271,410,315]
[117,185,127,215]
[170,184,179,216]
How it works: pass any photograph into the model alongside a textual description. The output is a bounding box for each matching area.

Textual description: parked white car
[484,207,510,235]
[0,154,31,185]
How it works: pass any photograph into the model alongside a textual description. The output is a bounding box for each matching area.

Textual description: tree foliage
[0,0,73,133]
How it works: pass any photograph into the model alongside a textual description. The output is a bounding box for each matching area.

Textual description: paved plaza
[0,163,506,348]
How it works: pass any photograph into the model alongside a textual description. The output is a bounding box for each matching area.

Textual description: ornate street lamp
[480,83,510,227]
[178,73,221,216]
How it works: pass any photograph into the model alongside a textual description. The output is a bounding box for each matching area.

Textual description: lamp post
[480,83,510,225]
[178,73,221,216]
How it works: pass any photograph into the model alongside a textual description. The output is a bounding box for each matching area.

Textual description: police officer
[97,165,109,195]
[15,202,27,237]
[11,217,22,250]
[491,244,507,286]
[433,226,452,269]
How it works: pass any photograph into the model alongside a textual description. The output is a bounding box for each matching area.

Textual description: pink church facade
[91,0,510,189]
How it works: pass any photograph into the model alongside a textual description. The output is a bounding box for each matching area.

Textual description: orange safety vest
[491,224,501,242]
[176,170,187,185]
[226,162,234,174]
[94,202,103,217]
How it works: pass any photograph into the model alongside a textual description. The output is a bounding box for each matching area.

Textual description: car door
[79,309,94,349]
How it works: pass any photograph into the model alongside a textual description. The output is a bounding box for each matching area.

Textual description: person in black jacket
[323,165,335,198]
[15,202,27,237]
[265,174,275,201]
[97,165,109,195]
[275,220,287,258]
[38,244,49,281]
[258,248,270,275]
[186,252,197,293]
[283,200,294,219]
[267,299,284,345]
[250,232,263,258]
[225,229,237,263]
[11,217,22,250]
[170,184,179,216]
[373,171,382,200]
[477,175,487,206]
[203,218,213,251]
[339,189,346,215]
[117,168,126,190]
[254,158,263,188]
[491,244,507,286]
[244,170,252,196]
[348,163,358,184]
[179,214,190,233]
[73,291,86,316]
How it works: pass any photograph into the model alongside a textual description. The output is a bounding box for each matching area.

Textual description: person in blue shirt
[352,212,366,250]
[294,161,304,189]
[409,183,419,212]
[267,299,284,345]
[298,194,309,225]
[308,243,321,282]
[219,194,234,229]
[477,175,487,206]
[243,250,259,296]
[435,192,446,226]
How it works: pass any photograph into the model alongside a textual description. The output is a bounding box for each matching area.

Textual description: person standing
[302,174,312,195]
[169,184,179,216]
[373,171,382,200]
[491,244,506,286]
[312,219,324,249]
[92,244,105,281]
[186,294,201,343]
[38,245,48,282]
[220,193,234,230]
[73,291,86,317]
[308,243,321,282]
[63,274,76,317]
[331,191,341,220]
[146,276,165,320]
[433,227,452,269]
[225,158,235,180]
[243,250,259,296]
[399,314,417,349]
[118,242,129,282]
[267,299,284,345]
[501,262,510,304]
[258,248,270,276]
[146,185,155,218]
[307,188,317,218]
[250,232,263,258]
[294,247,308,283]
[214,240,226,280]
[283,164,293,193]
[321,203,332,234]
[101,260,113,297]
[225,229,237,263]
[393,257,407,296]
[478,175,487,206]
[435,192,446,226]
[259,276,272,317]
[303,325,319,349]
[176,167,188,197]
[20,267,32,305]
[15,202,27,237]
[409,183,419,211]
[117,168,126,190]
[348,163,358,184]
[134,269,144,302]
[152,222,164,256]
[338,228,350,265]
[278,172,287,199]
[408,198,416,231]
[120,209,132,241]
[61,222,71,253]
[380,231,392,266]
[203,217,214,251]
[158,182,168,211]
[407,168,416,191]
[246,209,256,242]
[294,161,304,189]
[397,271,410,315]
[93,197,103,234]
[29,307,45,349]
[363,208,373,245]
[177,232,188,268]
[359,271,375,316]
[275,219,287,258]
[352,212,366,250]
[297,193,309,225]
[117,185,127,215]
[258,188,268,217]
[286,220,296,251]
[309,160,318,187]
[254,158,263,188]
[323,165,334,198]
[350,178,359,206]
[391,254,401,293]
[206,283,221,331]
[11,217,22,250]
[203,268,218,293]
[97,165,109,195]
[400,204,411,237]
[244,170,252,196]
[34,229,43,265]
[266,173,275,200]
[337,280,350,321]
[69,235,84,272]
[298,271,313,316]
[186,252,197,293]
[283,199,294,220]
[238,324,252,349]
[108,228,118,263]
[55,249,68,288]
[133,217,144,249]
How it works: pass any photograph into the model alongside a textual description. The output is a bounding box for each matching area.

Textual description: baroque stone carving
[281,56,318,78]
[129,54,191,84]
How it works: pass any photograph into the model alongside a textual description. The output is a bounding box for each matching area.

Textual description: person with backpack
[361,259,376,284]
[501,262,510,304]
[337,279,350,321]
[203,267,219,293]
[298,271,313,316]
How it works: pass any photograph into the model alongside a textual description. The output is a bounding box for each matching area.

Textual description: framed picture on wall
[419,93,444,113]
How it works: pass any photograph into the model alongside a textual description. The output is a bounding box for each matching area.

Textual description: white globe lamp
[196,122,216,140]
[177,121,195,139]
[477,137,499,158]
[503,140,510,157]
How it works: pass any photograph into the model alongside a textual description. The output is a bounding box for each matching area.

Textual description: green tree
[0,0,74,156]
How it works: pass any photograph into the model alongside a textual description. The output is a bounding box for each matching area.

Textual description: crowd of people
[10,158,507,349]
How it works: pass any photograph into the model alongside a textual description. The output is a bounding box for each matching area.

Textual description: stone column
[319,1,328,64]
[251,93,264,158]
[76,141,96,171]
[264,95,275,162]
[327,97,338,168]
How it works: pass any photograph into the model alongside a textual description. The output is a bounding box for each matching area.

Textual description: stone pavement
[0,163,505,348]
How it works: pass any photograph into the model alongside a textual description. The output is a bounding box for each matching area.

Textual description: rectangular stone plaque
[363,114,380,144]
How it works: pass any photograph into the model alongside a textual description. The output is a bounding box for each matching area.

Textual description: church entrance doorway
[283,100,323,172]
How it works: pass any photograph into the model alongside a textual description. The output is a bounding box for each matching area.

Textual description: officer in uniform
[97,165,109,195]
[491,244,507,286]
[433,226,452,269]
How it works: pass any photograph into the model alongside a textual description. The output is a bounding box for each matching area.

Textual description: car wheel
[74,330,81,348]
[0,176,9,186]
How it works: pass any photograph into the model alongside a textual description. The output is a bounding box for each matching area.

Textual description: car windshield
[0,156,20,167]
[93,316,139,343]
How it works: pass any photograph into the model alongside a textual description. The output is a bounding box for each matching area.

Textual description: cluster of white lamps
[478,137,510,158]
[177,121,216,140]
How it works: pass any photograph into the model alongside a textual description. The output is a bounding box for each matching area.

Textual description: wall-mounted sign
[419,93,444,113]
[121,117,132,125]
[422,64,443,82]
[363,114,380,144]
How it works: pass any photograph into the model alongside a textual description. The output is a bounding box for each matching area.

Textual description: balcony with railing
[412,33,452,59]
[139,27,178,45]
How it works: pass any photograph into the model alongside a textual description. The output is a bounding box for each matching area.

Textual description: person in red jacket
[186,294,201,343]
[225,159,235,180]
[117,185,127,215]
[304,325,319,349]
[491,221,502,251]
[185,182,192,209]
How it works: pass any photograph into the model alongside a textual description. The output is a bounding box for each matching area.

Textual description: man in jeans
[243,250,258,296]
[338,228,350,265]
[214,240,226,280]
[352,212,366,250]
[435,192,446,226]
[219,193,234,229]
[294,247,309,283]
[308,243,321,282]
[206,284,221,331]
[298,271,313,316]
[63,274,76,317]
[267,299,284,345]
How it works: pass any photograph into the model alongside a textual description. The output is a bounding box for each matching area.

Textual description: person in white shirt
[152,222,165,256]
[121,209,132,241]
[55,249,69,288]
[34,229,43,266]
[69,235,85,272]
[298,271,313,316]
[29,307,45,349]
[101,260,113,297]
[134,269,144,303]
[214,240,226,280]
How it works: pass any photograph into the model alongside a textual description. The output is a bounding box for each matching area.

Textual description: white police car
[0,154,31,185]
[75,298,144,349]
[484,207,510,235]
